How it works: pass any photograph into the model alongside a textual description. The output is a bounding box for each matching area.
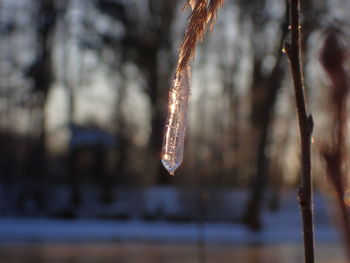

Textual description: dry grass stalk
[207,0,225,29]
[320,28,350,260]
[183,0,197,10]
[177,0,225,74]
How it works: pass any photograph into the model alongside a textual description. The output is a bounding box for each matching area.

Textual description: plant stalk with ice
[161,0,225,175]
[161,67,191,175]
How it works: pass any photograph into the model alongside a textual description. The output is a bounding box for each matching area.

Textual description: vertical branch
[284,1,315,263]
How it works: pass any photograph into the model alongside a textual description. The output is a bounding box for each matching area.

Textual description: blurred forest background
[0,0,349,232]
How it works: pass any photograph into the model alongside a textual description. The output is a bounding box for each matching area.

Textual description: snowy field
[0,187,347,262]
[0,215,341,244]
[0,187,343,244]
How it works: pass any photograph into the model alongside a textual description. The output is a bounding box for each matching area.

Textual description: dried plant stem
[177,0,225,74]
[284,1,315,263]
[320,28,350,260]
[334,180,350,260]
[326,89,350,260]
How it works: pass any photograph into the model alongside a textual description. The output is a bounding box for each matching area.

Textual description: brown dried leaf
[320,28,346,73]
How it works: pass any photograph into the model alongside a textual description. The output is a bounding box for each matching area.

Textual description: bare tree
[21,0,57,210]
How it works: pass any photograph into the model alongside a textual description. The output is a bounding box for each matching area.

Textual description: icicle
[161,67,191,175]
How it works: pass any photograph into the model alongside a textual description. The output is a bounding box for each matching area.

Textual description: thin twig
[284,0,315,262]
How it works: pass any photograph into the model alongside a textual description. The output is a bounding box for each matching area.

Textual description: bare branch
[284,1,315,262]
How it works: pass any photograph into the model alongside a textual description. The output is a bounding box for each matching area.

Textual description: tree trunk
[24,0,57,211]
[242,58,285,230]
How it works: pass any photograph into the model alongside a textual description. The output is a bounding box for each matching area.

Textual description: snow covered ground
[0,189,340,244]
[0,216,341,244]
[0,186,343,244]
